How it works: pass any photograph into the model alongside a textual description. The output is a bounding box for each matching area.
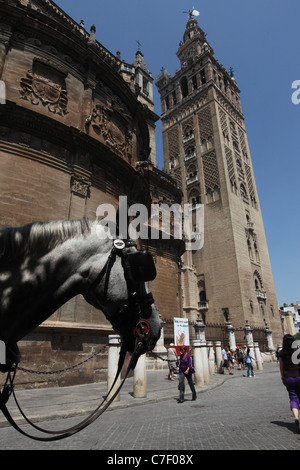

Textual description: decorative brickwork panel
[197,105,213,140]
[225,146,236,187]
[219,107,229,139]
[202,150,220,191]
[245,163,255,199]
[167,127,180,161]
[238,128,248,159]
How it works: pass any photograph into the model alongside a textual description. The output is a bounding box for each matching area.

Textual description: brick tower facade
[155,13,282,345]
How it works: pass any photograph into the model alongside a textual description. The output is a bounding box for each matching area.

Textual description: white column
[107,335,121,401]
[192,339,204,386]
[215,341,222,373]
[200,340,210,384]
[207,341,215,375]
[254,342,263,370]
[226,321,236,351]
[133,353,147,398]
[265,324,275,352]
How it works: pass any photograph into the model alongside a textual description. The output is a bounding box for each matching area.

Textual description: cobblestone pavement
[0,363,300,452]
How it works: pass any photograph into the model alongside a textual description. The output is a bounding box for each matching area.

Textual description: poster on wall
[173,317,190,355]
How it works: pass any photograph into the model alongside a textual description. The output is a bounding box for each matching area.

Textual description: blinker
[125,251,156,282]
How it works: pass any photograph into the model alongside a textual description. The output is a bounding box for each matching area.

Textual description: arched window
[240,183,248,200]
[180,76,188,98]
[189,188,201,206]
[247,239,254,260]
[253,271,263,290]
[187,163,197,177]
[254,242,260,263]
[183,126,194,144]
[169,155,178,169]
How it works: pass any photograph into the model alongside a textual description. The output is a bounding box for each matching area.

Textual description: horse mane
[0,217,92,263]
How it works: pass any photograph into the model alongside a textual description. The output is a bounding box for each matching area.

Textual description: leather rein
[0,240,154,441]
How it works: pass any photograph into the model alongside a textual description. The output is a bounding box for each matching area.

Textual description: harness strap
[0,340,145,441]
[0,240,154,440]
[8,345,126,437]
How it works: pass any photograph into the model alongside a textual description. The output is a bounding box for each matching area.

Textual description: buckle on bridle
[134,319,152,339]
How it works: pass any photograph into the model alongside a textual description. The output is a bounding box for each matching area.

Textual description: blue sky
[54,0,299,307]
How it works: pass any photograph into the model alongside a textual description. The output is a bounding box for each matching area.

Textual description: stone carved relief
[85,105,133,159]
[19,59,68,116]
[70,176,90,198]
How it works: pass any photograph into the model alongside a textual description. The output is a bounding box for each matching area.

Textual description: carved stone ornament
[19,70,68,116]
[86,105,133,159]
[70,176,90,198]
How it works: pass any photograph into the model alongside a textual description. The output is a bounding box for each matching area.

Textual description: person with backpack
[236,346,245,370]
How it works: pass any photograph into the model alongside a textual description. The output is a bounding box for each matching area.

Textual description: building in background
[155,12,282,346]
[281,304,300,334]
[0,2,282,388]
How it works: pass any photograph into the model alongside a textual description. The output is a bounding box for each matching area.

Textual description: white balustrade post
[192,339,204,386]
[226,321,236,351]
[254,342,263,370]
[215,341,222,373]
[107,335,121,401]
[133,353,147,398]
[207,341,215,375]
[200,340,210,384]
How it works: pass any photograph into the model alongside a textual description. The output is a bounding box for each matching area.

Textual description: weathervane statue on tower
[183,7,200,19]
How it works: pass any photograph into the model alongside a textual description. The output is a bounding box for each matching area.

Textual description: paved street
[0,363,299,453]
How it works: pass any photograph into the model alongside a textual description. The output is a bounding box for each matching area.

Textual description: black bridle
[0,239,157,441]
[86,239,156,345]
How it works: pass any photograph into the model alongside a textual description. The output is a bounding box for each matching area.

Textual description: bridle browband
[0,239,157,441]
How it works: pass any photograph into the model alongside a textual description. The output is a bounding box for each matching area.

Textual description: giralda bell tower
[155,10,282,344]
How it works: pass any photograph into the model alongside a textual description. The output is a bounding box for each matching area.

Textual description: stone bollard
[226,321,236,351]
[215,341,223,373]
[200,340,210,384]
[265,324,274,350]
[107,335,121,401]
[254,342,263,370]
[207,342,215,375]
[133,353,147,398]
[192,339,204,386]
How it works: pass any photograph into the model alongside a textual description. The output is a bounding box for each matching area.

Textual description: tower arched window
[180,76,188,98]
[189,188,201,206]
[254,242,260,263]
[240,183,248,200]
[253,271,264,294]
[183,126,194,144]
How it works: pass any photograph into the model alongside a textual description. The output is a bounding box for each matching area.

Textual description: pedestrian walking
[278,334,300,433]
[221,346,233,375]
[236,346,245,370]
[178,346,197,403]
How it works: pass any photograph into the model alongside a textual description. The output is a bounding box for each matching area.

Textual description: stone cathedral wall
[0,0,183,387]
